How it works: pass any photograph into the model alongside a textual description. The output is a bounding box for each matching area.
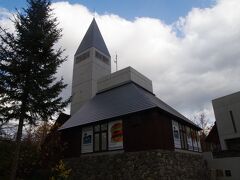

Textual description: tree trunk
[10,115,24,180]
[10,94,27,180]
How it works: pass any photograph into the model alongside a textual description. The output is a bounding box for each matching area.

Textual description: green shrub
[50,160,71,180]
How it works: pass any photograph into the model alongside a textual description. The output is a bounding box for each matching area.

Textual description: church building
[59,19,202,157]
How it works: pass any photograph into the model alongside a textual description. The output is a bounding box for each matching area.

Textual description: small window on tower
[75,51,90,64]
[95,50,109,65]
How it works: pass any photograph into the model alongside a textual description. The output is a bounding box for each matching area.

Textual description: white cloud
[0,8,15,31]
[1,0,240,122]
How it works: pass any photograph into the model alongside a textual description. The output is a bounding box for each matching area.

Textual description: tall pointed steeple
[71,18,111,115]
[75,18,110,57]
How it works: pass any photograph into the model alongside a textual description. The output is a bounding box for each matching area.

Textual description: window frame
[175,121,201,152]
[75,51,90,64]
[93,122,108,152]
[95,50,109,65]
[179,123,188,150]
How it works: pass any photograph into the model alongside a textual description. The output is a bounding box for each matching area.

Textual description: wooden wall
[61,108,178,157]
[123,108,174,152]
[60,126,81,157]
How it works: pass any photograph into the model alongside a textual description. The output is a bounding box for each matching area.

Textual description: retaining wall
[65,150,208,180]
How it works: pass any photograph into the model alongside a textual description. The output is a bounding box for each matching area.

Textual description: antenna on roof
[114,52,118,72]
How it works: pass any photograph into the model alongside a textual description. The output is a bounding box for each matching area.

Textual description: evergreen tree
[0,0,69,179]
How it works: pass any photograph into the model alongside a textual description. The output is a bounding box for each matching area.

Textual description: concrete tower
[71,18,111,115]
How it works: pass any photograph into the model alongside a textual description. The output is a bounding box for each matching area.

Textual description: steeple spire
[75,18,110,57]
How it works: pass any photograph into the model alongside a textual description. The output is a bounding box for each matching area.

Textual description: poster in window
[172,120,181,149]
[192,130,198,151]
[108,120,123,150]
[186,127,193,150]
[81,126,93,153]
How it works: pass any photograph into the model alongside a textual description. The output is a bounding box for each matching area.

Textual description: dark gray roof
[75,18,110,57]
[59,83,200,130]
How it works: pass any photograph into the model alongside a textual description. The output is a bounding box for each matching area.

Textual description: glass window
[186,127,193,151]
[196,131,202,152]
[93,122,108,152]
[192,129,198,151]
[94,125,100,132]
[101,132,107,151]
[95,51,109,65]
[81,126,93,153]
[94,133,100,152]
[179,123,188,150]
[101,123,107,131]
[192,130,199,152]
[75,51,90,64]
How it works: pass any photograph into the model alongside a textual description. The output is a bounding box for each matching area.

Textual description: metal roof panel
[75,18,110,57]
[59,83,199,130]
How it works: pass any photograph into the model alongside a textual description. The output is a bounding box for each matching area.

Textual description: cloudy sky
[1,0,240,123]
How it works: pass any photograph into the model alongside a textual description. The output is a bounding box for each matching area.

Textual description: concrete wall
[203,152,240,180]
[212,91,240,150]
[97,66,153,93]
[65,150,208,180]
[71,47,111,115]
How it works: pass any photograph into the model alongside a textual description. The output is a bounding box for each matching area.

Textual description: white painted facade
[212,91,240,150]
[204,92,240,180]
[204,152,240,180]
[97,66,153,93]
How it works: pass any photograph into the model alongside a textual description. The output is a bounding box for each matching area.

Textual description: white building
[203,92,240,180]
[212,91,240,150]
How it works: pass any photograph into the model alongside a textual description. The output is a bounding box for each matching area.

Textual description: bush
[0,140,14,179]
[0,139,41,179]
[50,160,71,180]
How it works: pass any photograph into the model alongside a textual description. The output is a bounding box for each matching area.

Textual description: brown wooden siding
[123,109,174,152]
[60,108,200,157]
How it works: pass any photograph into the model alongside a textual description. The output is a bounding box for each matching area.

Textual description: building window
[192,129,199,152]
[186,126,193,151]
[216,169,224,177]
[172,120,181,149]
[229,111,237,133]
[75,51,90,64]
[226,138,240,151]
[101,132,107,150]
[94,133,100,151]
[93,123,108,152]
[101,124,108,150]
[173,121,201,152]
[95,50,109,65]
[225,170,232,177]
[108,120,123,150]
[81,126,93,153]
[196,131,202,152]
[172,120,201,152]
[179,123,188,150]
[81,120,123,154]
